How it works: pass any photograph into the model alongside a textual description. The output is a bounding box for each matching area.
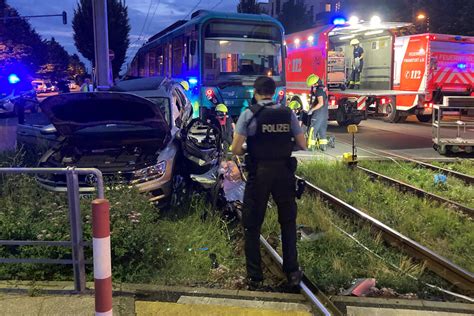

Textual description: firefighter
[288,100,303,126]
[215,103,234,150]
[349,39,364,89]
[232,76,307,290]
[307,74,329,151]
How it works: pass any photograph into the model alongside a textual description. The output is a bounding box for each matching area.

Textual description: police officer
[307,74,329,151]
[349,39,364,89]
[231,76,307,289]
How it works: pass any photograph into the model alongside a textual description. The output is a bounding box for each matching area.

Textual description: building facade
[263,0,342,23]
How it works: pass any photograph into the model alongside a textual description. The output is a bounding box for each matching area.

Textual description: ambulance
[285,19,474,125]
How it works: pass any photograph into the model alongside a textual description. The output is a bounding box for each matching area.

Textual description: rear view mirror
[190,40,197,56]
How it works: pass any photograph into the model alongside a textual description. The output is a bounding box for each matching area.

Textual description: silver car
[37,77,193,204]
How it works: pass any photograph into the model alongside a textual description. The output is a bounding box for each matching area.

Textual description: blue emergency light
[188,77,198,85]
[333,17,346,25]
[8,74,20,84]
[457,63,467,70]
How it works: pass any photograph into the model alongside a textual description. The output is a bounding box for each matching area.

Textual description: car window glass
[146,97,171,126]
[172,90,184,127]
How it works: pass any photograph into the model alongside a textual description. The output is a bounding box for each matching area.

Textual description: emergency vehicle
[285,20,474,125]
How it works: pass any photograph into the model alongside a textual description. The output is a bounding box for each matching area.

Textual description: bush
[0,173,167,283]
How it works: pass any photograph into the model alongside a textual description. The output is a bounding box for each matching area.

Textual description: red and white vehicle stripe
[92,199,113,316]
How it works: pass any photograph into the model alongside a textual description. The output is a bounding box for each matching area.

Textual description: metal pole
[92,0,111,90]
[92,199,113,316]
[66,170,86,292]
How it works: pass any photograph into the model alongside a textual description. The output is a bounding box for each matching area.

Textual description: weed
[298,160,474,273]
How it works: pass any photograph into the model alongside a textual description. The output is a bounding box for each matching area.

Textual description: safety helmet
[180,81,190,91]
[288,100,301,110]
[306,74,320,87]
[350,39,360,46]
[215,103,228,113]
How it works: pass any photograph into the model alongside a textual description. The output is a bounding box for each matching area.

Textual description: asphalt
[2,112,472,160]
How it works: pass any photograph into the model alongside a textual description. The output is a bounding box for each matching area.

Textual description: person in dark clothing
[215,103,234,150]
[349,39,364,89]
[307,74,329,151]
[57,79,71,93]
[231,76,307,290]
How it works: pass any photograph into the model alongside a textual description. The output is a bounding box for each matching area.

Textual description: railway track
[356,165,474,219]
[299,177,474,293]
[363,148,474,185]
[232,203,343,316]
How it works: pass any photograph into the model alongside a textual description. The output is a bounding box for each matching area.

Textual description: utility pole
[92,0,111,90]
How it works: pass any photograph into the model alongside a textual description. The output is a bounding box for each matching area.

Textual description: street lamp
[417,13,426,20]
[416,12,429,33]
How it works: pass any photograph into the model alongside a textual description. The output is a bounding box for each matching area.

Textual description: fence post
[92,199,112,316]
[66,170,86,292]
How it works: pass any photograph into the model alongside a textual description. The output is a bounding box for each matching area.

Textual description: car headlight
[133,161,167,181]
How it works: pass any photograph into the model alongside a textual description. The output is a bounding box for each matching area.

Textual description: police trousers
[242,158,298,281]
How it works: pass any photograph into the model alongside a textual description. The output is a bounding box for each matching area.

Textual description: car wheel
[416,114,431,123]
[383,103,405,123]
[170,174,188,208]
[336,106,348,127]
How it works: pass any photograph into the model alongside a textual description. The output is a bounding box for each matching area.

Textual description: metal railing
[0,167,104,292]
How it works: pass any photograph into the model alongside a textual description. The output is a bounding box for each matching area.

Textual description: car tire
[336,106,348,127]
[170,174,188,208]
[416,114,431,123]
[384,103,405,123]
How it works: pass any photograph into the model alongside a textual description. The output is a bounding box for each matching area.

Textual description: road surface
[1,111,473,160]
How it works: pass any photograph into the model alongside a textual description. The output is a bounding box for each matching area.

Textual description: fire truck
[285,21,474,125]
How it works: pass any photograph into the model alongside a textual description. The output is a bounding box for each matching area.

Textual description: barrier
[92,199,113,316]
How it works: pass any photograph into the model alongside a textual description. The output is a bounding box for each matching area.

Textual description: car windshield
[203,21,283,85]
[204,39,283,84]
[146,97,171,126]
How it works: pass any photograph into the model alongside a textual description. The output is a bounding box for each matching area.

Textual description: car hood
[40,92,170,136]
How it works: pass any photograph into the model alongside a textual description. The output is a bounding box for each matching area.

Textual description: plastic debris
[434,174,447,185]
[342,278,376,296]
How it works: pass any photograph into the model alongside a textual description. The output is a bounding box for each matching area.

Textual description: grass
[0,169,242,287]
[152,199,245,286]
[359,160,474,208]
[298,160,474,273]
[431,160,474,177]
[261,195,451,297]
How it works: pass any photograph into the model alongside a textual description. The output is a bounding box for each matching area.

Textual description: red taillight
[330,99,336,106]
[206,89,214,98]
[424,102,433,108]
[380,98,387,105]
[278,90,284,97]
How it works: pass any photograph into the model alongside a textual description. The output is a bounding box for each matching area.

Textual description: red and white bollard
[92,199,113,316]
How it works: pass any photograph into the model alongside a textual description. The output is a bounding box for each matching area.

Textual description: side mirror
[284,45,288,58]
[190,40,197,56]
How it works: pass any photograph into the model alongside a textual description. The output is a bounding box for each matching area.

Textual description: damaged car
[36,82,191,204]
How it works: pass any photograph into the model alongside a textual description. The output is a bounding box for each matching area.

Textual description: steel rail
[234,205,343,315]
[356,166,474,219]
[300,177,474,292]
[259,236,342,316]
[372,150,474,185]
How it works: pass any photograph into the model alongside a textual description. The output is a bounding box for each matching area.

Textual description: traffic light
[62,11,67,25]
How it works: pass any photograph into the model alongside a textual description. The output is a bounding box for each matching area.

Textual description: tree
[0,0,47,76]
[237,0,262,14]
[72,0,130,77]
[37,38,70,80]
[278,1,313,34]
[67,54,86,80]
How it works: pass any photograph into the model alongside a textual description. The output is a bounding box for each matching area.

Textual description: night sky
[8,0,240,69]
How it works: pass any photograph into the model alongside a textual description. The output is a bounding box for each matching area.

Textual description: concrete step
[136,298,312,316]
